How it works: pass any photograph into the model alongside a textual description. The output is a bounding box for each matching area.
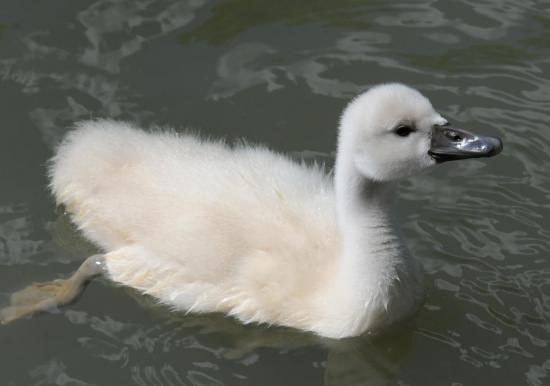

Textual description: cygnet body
[2,83,502,338]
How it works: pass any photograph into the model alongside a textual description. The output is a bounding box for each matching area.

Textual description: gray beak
[428,126,503,163]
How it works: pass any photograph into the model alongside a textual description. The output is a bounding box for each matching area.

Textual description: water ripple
[1,0,550,385]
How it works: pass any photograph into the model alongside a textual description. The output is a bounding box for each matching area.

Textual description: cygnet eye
[394,125,416,137]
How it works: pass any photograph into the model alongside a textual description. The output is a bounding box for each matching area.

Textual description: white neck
[334,143,404,283]
[327,129,423,335]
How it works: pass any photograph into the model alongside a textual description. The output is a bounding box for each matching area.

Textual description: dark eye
[394,125,415,137]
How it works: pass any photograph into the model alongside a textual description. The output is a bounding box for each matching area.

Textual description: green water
[1,0,549,385]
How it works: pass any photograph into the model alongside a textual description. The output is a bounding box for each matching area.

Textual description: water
[1,0,549,384]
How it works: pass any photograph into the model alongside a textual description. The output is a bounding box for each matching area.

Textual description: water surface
[1,0,549,385]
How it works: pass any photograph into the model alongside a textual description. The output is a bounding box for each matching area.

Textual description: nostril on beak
[444,130,462,142]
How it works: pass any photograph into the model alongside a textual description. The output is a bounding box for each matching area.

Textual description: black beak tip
[488,137,503,157]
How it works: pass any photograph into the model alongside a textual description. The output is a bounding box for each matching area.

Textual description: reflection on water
[178,0,377,45]
[1,0,550,385]
[19,292,418,386]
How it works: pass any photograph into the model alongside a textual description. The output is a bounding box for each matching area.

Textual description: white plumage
[46,83,448,338]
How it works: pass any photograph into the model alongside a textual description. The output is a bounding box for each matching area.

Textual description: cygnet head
[338,83,503,182]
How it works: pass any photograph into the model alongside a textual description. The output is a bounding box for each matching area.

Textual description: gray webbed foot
[0,254,106,324]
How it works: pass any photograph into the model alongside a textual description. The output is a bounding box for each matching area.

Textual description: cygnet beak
[428,126,503,163]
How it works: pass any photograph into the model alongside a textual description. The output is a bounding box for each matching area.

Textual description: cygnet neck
[333,124,414,306]
[335,158,397,228]
[330,143,423,336]
[334,147,402,268]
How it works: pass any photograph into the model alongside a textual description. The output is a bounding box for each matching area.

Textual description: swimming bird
[0,83,502,338]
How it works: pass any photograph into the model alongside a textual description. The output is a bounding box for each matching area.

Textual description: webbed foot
[0,254,106,324]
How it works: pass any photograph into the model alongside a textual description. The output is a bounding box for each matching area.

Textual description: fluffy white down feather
[49,84,437,338]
